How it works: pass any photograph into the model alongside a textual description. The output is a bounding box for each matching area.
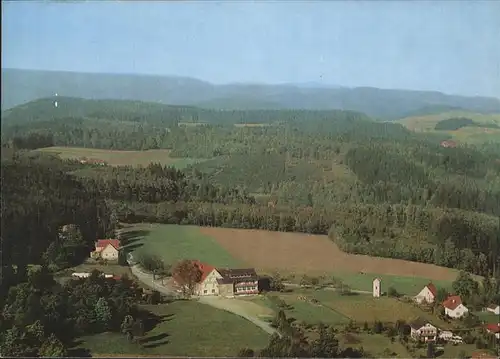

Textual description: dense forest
[2,99,500,278]
[2,97,500,356]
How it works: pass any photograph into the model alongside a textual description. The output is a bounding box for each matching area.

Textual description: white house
[414,282,438,304]
[438,330,453,341]
[373,278,381,298]
[409,319,438,342]
[91,239,121,261]
[486,304,500,315]
[442,295,469,319]
[173,260,259,298]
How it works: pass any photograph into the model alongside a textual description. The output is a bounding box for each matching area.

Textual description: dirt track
[200,227,456,281]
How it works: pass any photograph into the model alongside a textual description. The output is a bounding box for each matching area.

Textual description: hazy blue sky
[2,1,499,97]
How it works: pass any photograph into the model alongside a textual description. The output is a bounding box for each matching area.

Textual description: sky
[2,1,500,98]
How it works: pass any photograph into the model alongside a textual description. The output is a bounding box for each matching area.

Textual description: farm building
[409,318,438,342]
[414,282,437,304]
[471,351,498,359]
[174,260,260,298]
[486,304,500,315]
[484,323,500,339]
[438,330,453,341]
[440,140,457,148]
[79,157,106,165]
[91,239,121,260]
[442,295,469,319]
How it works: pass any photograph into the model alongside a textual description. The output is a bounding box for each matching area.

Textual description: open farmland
[120,223,242,268]
[36,146,205,168]
[200,227,458,282]
[397,111,500,144]
[125,223,457,294]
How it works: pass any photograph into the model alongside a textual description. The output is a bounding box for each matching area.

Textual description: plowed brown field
[199,227,456,281]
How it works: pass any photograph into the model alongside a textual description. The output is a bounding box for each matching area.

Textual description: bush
[387,286,400,298]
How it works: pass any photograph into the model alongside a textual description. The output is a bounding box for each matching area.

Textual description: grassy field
[36,146,205,168]
[475,311,500,323]
[397,111,500,144]
[249,293,350,326]
[72,301,269,357]
[321,272,453,296]
[120,223,242,268]
[254,288,451,328]
[123,223,457,294]
[310,291,451,328]
[339,332,411,357]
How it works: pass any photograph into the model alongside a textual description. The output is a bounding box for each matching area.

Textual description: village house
[440,140,457,148]
[471,351,498,359]
[175,261,260,297]
[442,295,469,319]
[486,304,500,315]
[91,239,121,260]
[414,282,437,304]
[409,318,438,342]
[484,323,500,339]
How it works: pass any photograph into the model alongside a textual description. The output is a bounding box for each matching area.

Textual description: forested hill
[1,96,371,127]
[3,68,500,119]
[1,97,447,150]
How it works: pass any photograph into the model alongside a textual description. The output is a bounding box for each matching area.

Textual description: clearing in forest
[397,111,500,144]
[37,146,205,168]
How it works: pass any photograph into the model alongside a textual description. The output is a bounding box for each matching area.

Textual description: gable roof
[471,351,497,359]
[95,239,121,250]
[484,323,500,333]
[409,317,433,330]
[442,295,463,310]
[192,260,216,282]
[425,283,437,297]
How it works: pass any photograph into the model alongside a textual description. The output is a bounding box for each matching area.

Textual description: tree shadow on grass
[139,309,174,332]
[139,332,170,348]
[120,229,151,248]
[66,347,92,357]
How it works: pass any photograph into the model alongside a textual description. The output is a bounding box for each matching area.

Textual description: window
[204,290,207,294]
[212,289,215,293]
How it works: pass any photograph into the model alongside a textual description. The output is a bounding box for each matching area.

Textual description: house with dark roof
[442,295,469,319]
[486,304,500,315]
[409,318,438,342]
[91,239,121,261]
[414,282,438,304]
[176,260,260,297]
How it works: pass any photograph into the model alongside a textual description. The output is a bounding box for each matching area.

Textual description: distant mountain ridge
[2,68,500,120]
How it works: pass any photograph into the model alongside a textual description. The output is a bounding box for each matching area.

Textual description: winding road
[129,261,277,336]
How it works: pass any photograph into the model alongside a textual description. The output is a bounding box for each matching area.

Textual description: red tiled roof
[426,283,437,297]
[471,351,496,359]
[485,323,500,333]
[96,239,121,250]
[440,140,457,148]
[192,260,216,282]
[442,295,463,310]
